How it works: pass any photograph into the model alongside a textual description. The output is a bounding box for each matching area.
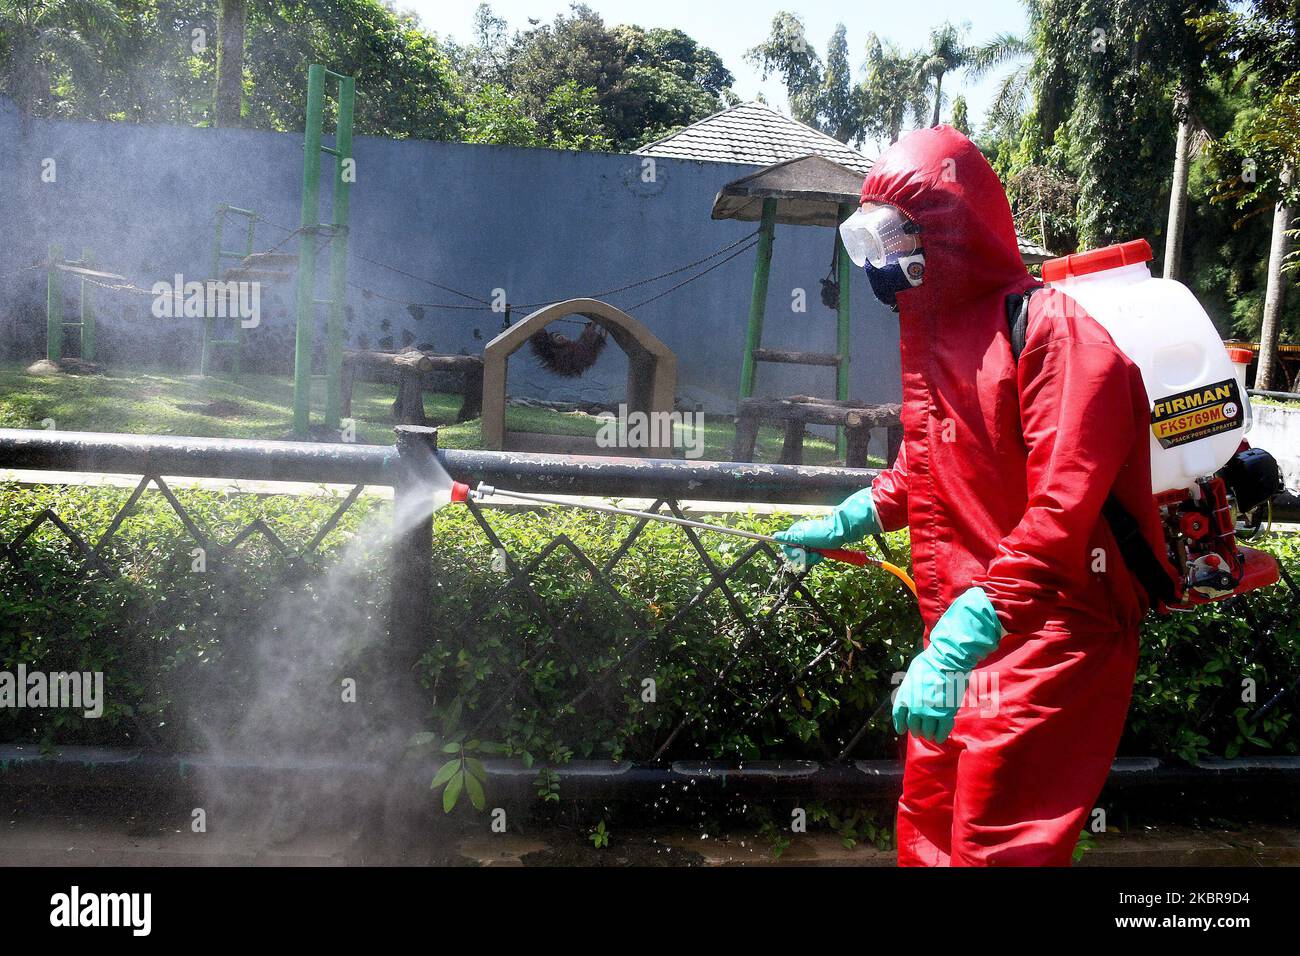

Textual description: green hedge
[1,482,1296,768]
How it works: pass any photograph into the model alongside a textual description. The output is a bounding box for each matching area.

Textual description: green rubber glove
[893,586,1005,743]
[774,488,881,568]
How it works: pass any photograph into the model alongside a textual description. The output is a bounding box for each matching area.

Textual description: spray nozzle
[450,482,494,503]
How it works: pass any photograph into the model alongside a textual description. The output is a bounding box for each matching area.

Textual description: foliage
[858,34,929,146]
[455,4,733,151]
[461,80,611,150]
[744,11,823,129]
[1004,162,1080,254]
[916,21,971,128]
[0,0,127,118]
[950,96,971,137]
[0,0,729,150]
[0,0,466,136]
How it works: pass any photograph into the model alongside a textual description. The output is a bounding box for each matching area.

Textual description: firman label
[1151,378,1243,448]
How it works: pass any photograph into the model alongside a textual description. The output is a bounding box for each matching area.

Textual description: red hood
[859,125,1030,313]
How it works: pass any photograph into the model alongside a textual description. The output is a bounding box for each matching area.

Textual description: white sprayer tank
[1042,240,1249,496]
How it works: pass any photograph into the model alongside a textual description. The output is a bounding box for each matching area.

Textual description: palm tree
[0,0,123,118]
[1256,166,1295,390]
[964,31,1033,139]
[1162,85,1213,281]
[917,22,970,128]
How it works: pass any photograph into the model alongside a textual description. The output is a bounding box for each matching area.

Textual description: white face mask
[839,204,922,268]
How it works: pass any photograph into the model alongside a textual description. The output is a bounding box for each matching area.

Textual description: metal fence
[6,426,1300,802]
[0,426,899,767]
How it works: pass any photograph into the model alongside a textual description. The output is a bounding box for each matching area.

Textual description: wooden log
[886,424,904,467]
[751,348,842,367]
[392,367,428,426]
[780,418,805,465]
[732,410,761,463]
[846,425,872,469]
[344,348,435,374]
[457,361,484,422]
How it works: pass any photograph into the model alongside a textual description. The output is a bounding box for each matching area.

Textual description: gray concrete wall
[1249,403,1300,495]
[0,97,902,416]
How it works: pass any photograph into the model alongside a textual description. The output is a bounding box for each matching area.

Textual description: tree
[917,21,970,128]
[1195,0,1300,386]
[462,82,541,147]
[0,0,123,117]
[747,15,940,147]
[213,0,245,126]
[820,24,858,143]
[490,5,733,150]
[858,34,928,147]
[239,0,465,140]
[1163,87,1213,280]
[951,95,971,136]
[613,25,735,146]
[1026,0,1224,250]
[964,30,1033,140]
[744,11,823,127]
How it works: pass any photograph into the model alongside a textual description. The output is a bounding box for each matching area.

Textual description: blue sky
[402,0,1032,153]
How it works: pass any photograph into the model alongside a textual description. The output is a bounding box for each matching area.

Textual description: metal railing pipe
[0,428,882,506]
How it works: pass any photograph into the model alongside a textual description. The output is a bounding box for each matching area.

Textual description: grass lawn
[0,363,864,465]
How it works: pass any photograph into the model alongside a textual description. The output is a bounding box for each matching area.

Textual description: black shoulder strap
[1003,286,1179,610]
[1005,285,1041,363]
[1101,499,1179,607]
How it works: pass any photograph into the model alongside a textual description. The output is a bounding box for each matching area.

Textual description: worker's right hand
[774,488,881,569]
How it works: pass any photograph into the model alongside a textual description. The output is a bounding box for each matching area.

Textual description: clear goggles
[839,204,921,269]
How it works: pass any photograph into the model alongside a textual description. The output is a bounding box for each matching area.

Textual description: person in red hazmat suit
[775,126,1178,866]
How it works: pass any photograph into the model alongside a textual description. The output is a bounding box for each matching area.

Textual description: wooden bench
[734,395,902,468]
[340,349,484,426]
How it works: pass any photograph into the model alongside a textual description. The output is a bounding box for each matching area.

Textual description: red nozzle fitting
[451,482,472,504]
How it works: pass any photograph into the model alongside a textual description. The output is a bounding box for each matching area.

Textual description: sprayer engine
[1160,445,1284,607]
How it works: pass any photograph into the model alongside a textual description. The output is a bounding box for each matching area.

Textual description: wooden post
[80,247,95,362]
[739,200,778,401]
[46,244,63,363]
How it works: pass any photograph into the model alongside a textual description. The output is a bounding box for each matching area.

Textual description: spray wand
[448,481,917,598]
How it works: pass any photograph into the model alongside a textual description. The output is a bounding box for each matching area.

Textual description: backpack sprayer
[1040,240,1285,608]
[445,480,918,597]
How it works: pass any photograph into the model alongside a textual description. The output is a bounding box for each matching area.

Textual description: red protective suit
[862,127,1176,866]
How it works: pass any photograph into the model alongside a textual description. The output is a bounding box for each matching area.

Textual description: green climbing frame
[46,244,97,364]
[202,203,257,377]
[292,63,355,436]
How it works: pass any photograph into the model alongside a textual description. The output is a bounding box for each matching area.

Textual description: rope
[509,229,761,309]
[348,251,494,306]
[24,218,760,325]
[346,281,489,311]
[0,260,52,281]
[626,239,759,310]
[263,212,759,314]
